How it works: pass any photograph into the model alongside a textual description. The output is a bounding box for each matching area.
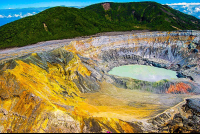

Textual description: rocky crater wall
[0,30,199,133]
[65,30,200,85]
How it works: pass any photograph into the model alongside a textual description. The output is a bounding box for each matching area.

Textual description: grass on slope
[83,2,200,31]
[0,1,200,49]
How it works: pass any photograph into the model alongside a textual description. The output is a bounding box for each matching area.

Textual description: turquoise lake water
[108,65,178,82]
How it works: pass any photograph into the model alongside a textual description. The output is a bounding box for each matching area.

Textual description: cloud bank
[0,12,37,19]
[166,3,200,19]
[0,7,49,26]
[167,2,200,6]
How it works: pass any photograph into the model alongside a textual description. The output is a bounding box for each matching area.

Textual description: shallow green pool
[108,65,178,82]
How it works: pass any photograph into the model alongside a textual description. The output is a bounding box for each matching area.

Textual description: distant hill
[0,1,200,49]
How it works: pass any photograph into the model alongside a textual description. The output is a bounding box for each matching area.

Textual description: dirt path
[0,30,150,62]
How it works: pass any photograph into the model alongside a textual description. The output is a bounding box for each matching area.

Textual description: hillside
[0,1,200,49]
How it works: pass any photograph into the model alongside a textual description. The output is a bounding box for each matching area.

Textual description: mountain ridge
[0,1,200,49]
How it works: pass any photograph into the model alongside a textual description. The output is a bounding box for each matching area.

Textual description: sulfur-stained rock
[0,30,200,133]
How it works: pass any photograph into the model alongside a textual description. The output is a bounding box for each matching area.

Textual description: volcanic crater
[0,30,200,133]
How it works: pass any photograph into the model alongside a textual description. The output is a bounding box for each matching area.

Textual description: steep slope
[0,7,106,48]
[0,30,200,133]
[83,2,200,31]
[0,2,200,49]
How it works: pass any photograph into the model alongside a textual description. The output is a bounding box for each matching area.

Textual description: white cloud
[21,12,35,18]
[167,3,200,6]
[167,3,200,19]
[0,12,36,19]
[0,15,4,18]
[182,5,187,8]
[26,13,33,16]
[195,7,200,12]
[7,15,12,18]
[14,14,20,17]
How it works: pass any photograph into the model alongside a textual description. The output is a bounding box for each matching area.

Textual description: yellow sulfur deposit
[0,52,142,133]
[0,31,199,133]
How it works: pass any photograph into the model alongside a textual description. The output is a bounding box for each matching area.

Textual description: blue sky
[1,0,200,9]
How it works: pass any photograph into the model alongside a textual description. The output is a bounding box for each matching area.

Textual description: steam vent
[0,30,200,133]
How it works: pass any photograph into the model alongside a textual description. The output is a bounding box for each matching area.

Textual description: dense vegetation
[0,1,200,49]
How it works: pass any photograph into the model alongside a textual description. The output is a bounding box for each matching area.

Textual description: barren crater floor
[80,81,193,120]
[0,30,200,133]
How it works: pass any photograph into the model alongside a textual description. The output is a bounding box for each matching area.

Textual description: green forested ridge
[0,1,200,49]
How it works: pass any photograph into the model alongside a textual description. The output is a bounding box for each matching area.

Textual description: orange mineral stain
[166,82,191,94]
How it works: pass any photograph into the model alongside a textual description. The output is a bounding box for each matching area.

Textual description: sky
[1,0,200,9]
